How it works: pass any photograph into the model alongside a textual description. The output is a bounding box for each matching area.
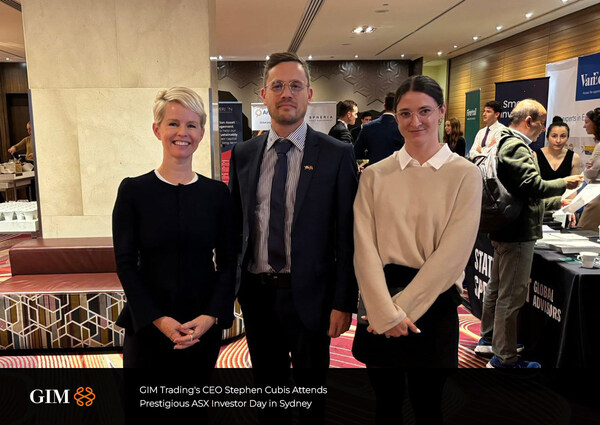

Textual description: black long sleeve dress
[112,171,236,368]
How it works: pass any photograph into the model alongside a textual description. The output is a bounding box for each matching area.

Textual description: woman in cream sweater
[352,75,482,424]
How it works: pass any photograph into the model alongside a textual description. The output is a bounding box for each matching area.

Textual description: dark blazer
[354,114,404,165]
[229,125,358,331]
[350,125,362,142]
[328,120,354,144]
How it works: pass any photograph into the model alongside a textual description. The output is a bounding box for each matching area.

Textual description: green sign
[465,89,481,154]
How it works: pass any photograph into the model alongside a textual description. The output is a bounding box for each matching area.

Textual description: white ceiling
[1,0,598,64]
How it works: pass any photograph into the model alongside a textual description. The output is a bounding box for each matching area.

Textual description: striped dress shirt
[248,122,307,274]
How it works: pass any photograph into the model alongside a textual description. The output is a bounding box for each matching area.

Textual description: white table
[0,171,35,201]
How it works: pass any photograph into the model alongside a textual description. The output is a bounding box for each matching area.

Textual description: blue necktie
[268,139,292,272]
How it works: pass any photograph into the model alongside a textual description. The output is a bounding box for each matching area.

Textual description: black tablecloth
[521,249,600,367]
[464,233,600,367]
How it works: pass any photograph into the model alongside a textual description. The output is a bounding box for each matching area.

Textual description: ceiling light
[218,55,223,60]
[5,58,9,61]
[525,12,533,19]
[401,54,405,58]
[562,0,568,3]
[437,51,443,56]
[354,55,359,59]
[453,45,458,49]
[473,35,479,41]
[496,25,503,31]
[308,55,313,60]
[352,26,376,34]
[266,55,270,60]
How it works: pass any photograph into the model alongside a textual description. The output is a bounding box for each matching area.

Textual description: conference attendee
[8,121,34,161]
[578,107,600,230]
[229,52,358,425]
[352,76,481,424]
[443,117,466,157]
[351,111,373,141]
[478,99,582,368]
[328,99,358,144]
[112,87,236,370]
[354,93,405,165]
[536,117,581,179]
[468,100,505,159]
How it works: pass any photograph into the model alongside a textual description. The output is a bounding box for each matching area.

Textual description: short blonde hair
[153,87,207,128]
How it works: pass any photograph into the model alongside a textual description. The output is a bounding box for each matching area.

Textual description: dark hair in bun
[546,115,569,138]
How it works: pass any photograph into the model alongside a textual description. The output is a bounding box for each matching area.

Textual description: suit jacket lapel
[293,126,320,228]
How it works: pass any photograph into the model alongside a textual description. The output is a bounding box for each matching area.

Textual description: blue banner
[495,77,549,151]
[576,52,600,101]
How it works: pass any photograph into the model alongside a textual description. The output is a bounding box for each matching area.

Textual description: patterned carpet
[0,233,485,368]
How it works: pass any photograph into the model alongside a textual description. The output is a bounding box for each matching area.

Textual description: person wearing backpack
[477,99,583,368]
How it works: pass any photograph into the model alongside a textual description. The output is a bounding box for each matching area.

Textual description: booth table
[464,232,600,368]
[0,171,35,201]
[521,249,600,368]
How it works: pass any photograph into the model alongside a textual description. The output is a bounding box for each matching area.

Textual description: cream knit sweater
[354,148,482,334]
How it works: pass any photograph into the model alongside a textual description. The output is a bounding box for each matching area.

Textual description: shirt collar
[509,127,532,145]
[397,144,454,170]
[337,119,348,129]
[267,122,307,151]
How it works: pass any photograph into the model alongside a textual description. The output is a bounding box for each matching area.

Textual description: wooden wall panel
[447,3,600,130]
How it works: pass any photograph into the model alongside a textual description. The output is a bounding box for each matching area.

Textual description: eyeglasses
[396,105,441,121]
[265,80,307,94]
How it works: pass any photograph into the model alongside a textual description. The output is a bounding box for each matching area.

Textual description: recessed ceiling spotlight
[453,45,458,49]
[496,25,503,31]
[5,58,9,61]
[562,0,568,3]
[354,55,359,59]
[308,55,313,60]
[218,55,223,60]
[401,54,405,58]
[352,25,376,34]
[525,12,533,19]
[266,55,270,60]
[437,51,443,56]
[473,35,479,41]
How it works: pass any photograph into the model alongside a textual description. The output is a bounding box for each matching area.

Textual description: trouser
[238,271,330,425]
[480,240,535,364]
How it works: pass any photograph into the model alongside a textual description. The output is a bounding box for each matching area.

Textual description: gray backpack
[472,135,523,233]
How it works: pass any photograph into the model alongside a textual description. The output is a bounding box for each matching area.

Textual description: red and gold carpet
[0,233,485,368]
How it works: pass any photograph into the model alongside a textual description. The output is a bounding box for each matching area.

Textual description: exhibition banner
[464,89,481,154]
[495,77,549,151]
[219,102,243,185]
[547,52,600,157]
[251,102,336,134]
[464,233,494,319]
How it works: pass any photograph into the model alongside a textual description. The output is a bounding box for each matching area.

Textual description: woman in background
[536,116,580,179]
[112,87,236,369]
[579,108,600,230]
[443,117,466,157]
[352,76,481,424]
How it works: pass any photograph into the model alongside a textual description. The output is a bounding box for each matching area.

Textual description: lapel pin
[304,165,314,170]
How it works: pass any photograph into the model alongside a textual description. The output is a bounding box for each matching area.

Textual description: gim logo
[30,387,95,406]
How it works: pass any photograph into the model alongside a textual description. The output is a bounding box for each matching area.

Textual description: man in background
[469,100,505,159]
[328,99,358,144]
[479,99,582,368]
[351,111,373,142]
[354,93,404,166]
[8,121,34,161]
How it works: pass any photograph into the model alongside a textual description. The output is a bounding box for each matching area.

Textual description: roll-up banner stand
[495,77,549,151]
[464,89,481,154]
